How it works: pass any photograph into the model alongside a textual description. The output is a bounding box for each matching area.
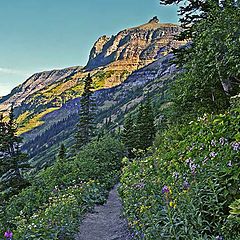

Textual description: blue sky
[0,0,179,96]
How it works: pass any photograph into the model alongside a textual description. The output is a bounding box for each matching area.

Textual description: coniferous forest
[0,0,239,239]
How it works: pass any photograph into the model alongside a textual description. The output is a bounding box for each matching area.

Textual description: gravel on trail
[75,185,131,240]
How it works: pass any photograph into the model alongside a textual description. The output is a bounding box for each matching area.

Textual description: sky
[0,0,179,96]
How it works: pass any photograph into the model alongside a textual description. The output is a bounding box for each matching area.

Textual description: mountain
[0,17,185,168]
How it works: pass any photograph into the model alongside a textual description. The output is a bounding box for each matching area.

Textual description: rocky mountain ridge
[86,17,182,70]
[0,66,82,112]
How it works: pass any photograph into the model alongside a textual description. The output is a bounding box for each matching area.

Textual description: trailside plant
[119,104,240,239]
[0,135,125,239]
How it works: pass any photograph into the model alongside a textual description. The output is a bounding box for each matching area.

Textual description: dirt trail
[75,185,130,240]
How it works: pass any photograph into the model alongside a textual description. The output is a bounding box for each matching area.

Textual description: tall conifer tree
[121,114,137,158]
[122,96,156,157]
[75,73,95,150]
[57,143,66,162]
[0,107,30,199]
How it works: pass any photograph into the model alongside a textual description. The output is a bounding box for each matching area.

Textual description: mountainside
[0,67,82,112]
[22,53,177,169]
[0,17,185,168]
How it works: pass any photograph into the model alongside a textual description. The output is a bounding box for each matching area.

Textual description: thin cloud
[0,67,29,77]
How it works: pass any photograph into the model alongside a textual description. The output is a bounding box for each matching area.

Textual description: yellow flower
[169,201,176,208]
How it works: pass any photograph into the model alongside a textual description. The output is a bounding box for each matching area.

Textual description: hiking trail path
[75,185,131,240]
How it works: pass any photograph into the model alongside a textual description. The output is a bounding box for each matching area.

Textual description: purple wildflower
[216,236,224,240]
[231,142,240,151]
[190,163,197,175]
[183,180,190,190]
[162,185,170,194]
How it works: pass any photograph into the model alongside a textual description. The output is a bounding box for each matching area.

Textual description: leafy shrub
[1,135,124,239]
[120,106,240,239]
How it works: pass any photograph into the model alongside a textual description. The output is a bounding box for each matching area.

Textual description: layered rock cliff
[86,17,183,70]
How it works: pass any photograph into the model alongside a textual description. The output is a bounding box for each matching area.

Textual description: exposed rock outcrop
[86,17,184,70]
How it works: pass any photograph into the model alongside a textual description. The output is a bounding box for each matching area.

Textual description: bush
[120,106,240,239]
[1,135,125,239]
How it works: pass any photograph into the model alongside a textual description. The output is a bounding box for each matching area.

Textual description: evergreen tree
[159,0,239,40]
[0,107,30,200]
[75,73,95,150]
[169,2,240,120]
[122,97,156,157]
[57,143,66,162]
[121,114,137,158]
[135,97,156,150]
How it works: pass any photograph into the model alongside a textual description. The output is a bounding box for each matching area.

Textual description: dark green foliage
[121,114,136,158]
[75,73,96,150]
[168,1,240,121]
[135,97,156,150]
[160,0,239,40]
[121,97,156,157]
[120,102,240,239]
[1,135,125,239]
[57,143,66,162]
[0,108,30,200]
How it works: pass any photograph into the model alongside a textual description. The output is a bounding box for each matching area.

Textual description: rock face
[0,66,82,112]
[86,17,183,70]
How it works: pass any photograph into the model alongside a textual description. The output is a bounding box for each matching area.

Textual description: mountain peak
[148,16,160,24]
[86,18,183,70]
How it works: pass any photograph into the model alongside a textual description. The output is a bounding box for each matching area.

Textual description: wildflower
[134,182,145,189]
[183,180,190,190]
[4,229,13,239]
[173,172,179,180]
[185,158,192,164]
[209,152,217,158]
[231,142,240,151]
[162,185,170,194]
[216,236,224,240]
[189,163,197,175]
[211,140,217,147]
[227,161,232,167]
[169,201,176,208]
[219,137,227,146]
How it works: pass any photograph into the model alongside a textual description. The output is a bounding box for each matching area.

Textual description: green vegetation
[0,135,124,239]
[75,73,96,150]
[17,108,59,135]
[120,102,240,239]
[0,108,30,201]
[121,96,156,157]
[0,1,239,239]
[170,1,240,120]
[118,1,240,239]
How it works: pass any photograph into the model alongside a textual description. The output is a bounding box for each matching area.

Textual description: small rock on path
[75,185,130,240]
